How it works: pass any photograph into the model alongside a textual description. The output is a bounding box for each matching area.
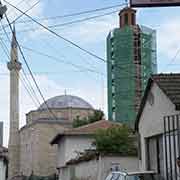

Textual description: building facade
[107,7,157,126]
[51,120,138,180]
[0,146,8,180]
[7,25,96,179]
[19,95,95,177]
[7,25,22,179]
[135,74,180,180]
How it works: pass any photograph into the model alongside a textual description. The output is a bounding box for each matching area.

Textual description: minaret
[7,25,21,179]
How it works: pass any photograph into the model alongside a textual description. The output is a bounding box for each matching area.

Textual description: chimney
[119,7,136,28]
[0,122,3,146]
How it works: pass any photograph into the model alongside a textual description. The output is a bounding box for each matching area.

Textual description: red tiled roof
[51,120,121,144]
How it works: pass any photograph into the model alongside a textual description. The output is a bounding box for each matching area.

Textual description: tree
[93,125,137,155]
[73,110,104,128]
[72,116,88,128]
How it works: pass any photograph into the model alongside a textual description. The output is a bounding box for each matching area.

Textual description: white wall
[0,160,6,180]
[57,135,95,167]
[138,83,180,170]
[59,156,139,180]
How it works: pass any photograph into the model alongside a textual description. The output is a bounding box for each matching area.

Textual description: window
[112,99,115,107]
[112,85,115,93]
[131,13,135,25]
[124,13,128,25]
[112,112,116,121]
[146,135,163,174]
[112,73,115,80]
[147,92,154,106]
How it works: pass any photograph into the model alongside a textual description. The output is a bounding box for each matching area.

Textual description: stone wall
[20,122,66,177]
[0,160,6,180]
[59,155,139,180]
[26,108,94,125]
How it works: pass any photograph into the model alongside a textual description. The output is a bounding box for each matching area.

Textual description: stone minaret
[7,25,21,179]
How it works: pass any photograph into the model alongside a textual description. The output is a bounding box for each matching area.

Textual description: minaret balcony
[7,61,22,71]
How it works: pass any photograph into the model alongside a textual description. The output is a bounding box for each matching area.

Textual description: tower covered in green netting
[107,7,157,126]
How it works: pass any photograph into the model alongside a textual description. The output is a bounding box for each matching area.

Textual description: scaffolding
[107,25,157,126]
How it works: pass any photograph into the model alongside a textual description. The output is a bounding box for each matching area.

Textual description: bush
[73,110,104,128]
[93,125,137,156]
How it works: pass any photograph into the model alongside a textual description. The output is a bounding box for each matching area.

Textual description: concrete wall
[20,122,66,177]
[57,136,95,167]
[138,83,180,170]
[59,156,139,180]
[0,159,7,180]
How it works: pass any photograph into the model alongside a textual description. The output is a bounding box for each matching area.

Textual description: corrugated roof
[135,73,180,131]
[51,120,121,144]
[152,74,180,107]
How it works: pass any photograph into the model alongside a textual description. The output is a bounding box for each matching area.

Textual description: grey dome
[38,95,93,110]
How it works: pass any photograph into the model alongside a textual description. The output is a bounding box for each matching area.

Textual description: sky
[0,0,180,146]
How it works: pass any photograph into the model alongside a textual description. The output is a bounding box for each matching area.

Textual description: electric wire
[2,0,154,80]
[1,21,42,107]
[3,0,141,79]
[10,0,41,25]
[0,9,119,34]
[21,45,105,75]
[3,0,108,63]
[0,34,40,108]
[162,46,180,72]
[4,2,126,25]
[5,13,59,120]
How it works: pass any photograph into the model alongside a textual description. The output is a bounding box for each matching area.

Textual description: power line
[3,0,155,80]
[10,0,41,25]
[5,13,58,120]
[2,0,153,80]
[0,9,119,34]
[0,20,43,107]
[4,3,126,25]
[162,46,180,72]
[21,45,105,75]
[0,32,40,107]
[3,0,111,63]
[0,23,41,107]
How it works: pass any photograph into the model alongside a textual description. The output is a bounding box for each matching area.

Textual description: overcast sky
[0,0,180,146]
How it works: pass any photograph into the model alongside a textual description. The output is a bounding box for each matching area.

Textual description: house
[51,120,139,180]
[0,146,8,180]
[135,74,180,180]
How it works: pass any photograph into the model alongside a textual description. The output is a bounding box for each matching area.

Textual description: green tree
[88,110,104,123]
[73,110,104,128]
[93,125,137,155]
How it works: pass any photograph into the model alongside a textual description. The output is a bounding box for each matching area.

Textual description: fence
[164,114,180,180]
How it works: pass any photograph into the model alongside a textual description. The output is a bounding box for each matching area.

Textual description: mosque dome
[38,95,93,110]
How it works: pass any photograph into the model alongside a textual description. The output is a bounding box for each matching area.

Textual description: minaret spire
[7,24,21,179]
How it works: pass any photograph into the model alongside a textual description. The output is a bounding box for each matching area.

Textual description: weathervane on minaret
[7,24,22,179]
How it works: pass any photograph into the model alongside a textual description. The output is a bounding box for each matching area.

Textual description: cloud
[5,0,44,20]
[1,0,47,39]
[0,63,106,147]
[58,13,118,44]
[157,18,180,59]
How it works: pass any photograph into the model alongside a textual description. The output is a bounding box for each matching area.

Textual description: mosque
[8,27,95,179]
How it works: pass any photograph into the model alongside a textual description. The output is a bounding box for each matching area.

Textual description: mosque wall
[26,108,95,125]
[19,122,66,177]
